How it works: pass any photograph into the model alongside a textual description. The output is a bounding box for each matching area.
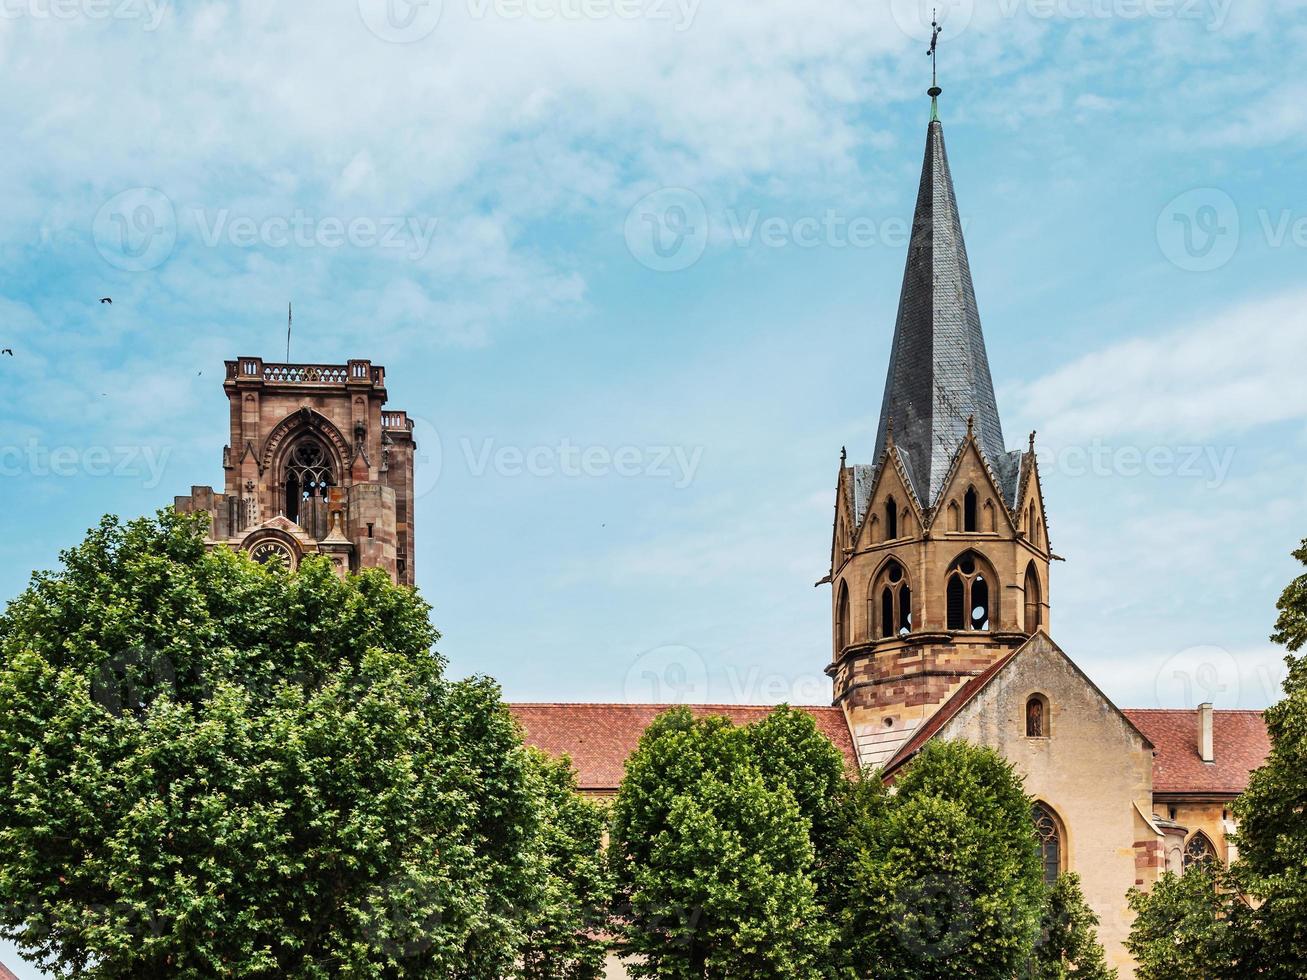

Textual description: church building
[507,89,1271,975]
[166,92,1271,977]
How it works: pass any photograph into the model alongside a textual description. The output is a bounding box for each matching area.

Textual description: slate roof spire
[872,85,1009,508]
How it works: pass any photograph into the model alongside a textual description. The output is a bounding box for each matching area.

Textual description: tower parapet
[173,356,416,585]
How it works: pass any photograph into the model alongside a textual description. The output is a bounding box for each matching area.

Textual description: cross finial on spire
[840,445,848,465]
[927,8,943,120]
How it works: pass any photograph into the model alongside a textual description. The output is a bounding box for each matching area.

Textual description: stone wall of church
[931,635,1154,976]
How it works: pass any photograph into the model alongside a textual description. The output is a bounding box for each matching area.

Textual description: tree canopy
[840,740,1046,980]
[0,510,600,978]
[607,707,838,979]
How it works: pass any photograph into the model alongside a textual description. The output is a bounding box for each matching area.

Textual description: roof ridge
[508,702,836,709]
[1122,707,1266,715]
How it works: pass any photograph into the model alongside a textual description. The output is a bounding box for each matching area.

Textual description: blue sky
[4,0,1307,763]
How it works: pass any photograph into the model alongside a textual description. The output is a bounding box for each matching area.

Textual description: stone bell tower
[826,90,1052,769]
[174,357,416,585]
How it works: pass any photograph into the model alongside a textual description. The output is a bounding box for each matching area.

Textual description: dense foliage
[0,509,1134,979]
[1125,864,1253,980]
[1229,536,1307,979]
[607,706,840,978]
[518,749,613,980]
[840,740,1046,980]
[0,511,600,978]
[1030,873,1116,980]
[1126,536,1307,980]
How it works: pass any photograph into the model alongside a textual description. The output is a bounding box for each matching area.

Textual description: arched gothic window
[1184,832,1218,870]
[284,437,335,539]
[1026,694,1049,737]
[1027,502,1039,546]
[836,581,851,652]
[1032,803,1063,885]
[873,559,912,639]
[964,486,978,532]
[886,498,898,540]
[946,551,993,631]
[1024,563,1043,633]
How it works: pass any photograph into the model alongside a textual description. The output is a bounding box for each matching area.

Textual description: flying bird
[99,297,112,305]
[1,348,12,356]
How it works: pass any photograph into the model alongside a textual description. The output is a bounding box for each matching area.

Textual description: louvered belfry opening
[284,437,335,539]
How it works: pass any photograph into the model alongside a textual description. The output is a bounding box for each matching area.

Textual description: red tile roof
[1123,709,1270,796]
[0,959,18,980]
[509,703,857,791]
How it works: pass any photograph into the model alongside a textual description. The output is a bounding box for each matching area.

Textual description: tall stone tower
[827,93,1052,768]
[174,357,417,585]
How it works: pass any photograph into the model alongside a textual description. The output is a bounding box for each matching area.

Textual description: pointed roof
[873,103,1008,509]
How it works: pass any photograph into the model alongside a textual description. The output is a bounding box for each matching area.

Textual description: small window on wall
[1026,694,1049,737]
[964,487,978,532]
[886,498,898,540]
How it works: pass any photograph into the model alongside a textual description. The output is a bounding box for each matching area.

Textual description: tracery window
[1033,803,1063,885]
[1184,832,1218,870]
[873,559,912,639]
[284,437,335,538]
[946,551,993,631]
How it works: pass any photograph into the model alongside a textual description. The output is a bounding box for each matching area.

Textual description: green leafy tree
[0,510,550,978]
[1125,864,1253,980]
[1224,536,1307,979]
[841,740,1045,980]
[517,748,613,980]
[608,707,835,979]
[1029,873,1116,980]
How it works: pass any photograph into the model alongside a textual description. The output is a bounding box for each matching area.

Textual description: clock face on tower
[249,539,295,568]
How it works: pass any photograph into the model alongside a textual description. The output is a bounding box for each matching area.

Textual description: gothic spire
[872,88,1008,508]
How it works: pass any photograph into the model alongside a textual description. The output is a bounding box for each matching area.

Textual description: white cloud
[1006,288,1307,448]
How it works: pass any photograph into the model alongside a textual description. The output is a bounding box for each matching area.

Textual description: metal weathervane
[930,8,941,90]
